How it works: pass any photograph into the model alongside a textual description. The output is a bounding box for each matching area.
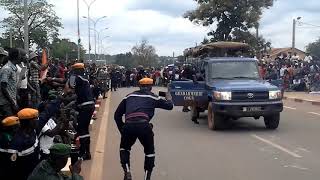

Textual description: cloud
[1,0,320,56]
[260,0,320,51]
[126,0,196,17]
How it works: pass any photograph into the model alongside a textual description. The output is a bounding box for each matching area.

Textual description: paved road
[100,87,320,180]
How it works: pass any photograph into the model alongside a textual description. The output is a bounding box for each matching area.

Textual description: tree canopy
[306,38,320,59]
[131,39,157,67]
[50,38,86,61]
[185,0,274,42]
[0,0,62,48]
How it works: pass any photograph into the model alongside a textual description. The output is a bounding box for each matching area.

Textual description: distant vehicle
[169,42,283,130]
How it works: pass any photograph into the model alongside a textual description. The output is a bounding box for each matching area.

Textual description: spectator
[0,48,21,119]
[17,50,29,109]
[0,47,8,68]
[304,53,313,63]
[29,53,42,108]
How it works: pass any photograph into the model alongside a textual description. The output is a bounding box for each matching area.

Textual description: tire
[207,103,225,130]
[264,113,280,130]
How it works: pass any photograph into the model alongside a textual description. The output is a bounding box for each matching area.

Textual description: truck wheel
[207,103,225,130]
[264,113,280,130]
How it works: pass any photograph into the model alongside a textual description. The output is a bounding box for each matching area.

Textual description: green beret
[49,143,71,156]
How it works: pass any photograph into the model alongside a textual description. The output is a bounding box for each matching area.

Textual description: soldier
[114,78,173,180]
[0,116,20,180]
[12,108,40,180]
[28,143,84,180]
[67,63,95,160]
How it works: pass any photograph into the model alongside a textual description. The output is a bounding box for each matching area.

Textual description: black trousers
[120,122,155,171]
[18,88,29,109]
[0,103,14,120]
[77,104,95,156]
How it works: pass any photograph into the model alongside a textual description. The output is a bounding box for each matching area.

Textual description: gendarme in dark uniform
[114,78,173,180]
[68,63,95,160]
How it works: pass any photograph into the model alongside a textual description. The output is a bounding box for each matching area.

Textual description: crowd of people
[258,53,320,92]
[0,47,111,180]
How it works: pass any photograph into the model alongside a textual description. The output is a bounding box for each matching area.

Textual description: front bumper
[212,100,283,117]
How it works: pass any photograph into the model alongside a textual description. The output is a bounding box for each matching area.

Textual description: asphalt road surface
[99,87,320,180]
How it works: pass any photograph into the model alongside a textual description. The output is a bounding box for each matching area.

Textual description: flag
[40,48,48,81]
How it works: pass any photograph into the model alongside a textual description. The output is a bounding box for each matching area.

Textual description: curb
[284,96,320,106]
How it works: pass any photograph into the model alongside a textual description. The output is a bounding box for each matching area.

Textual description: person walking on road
[114,78,173,180]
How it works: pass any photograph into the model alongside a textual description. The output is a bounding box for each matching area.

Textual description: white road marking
[284,165,309,171]
[284,106,296,110]
[89,92,111,180]
[252,134,302,158]
[308,112,320,116]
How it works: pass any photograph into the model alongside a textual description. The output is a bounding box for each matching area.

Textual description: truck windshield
[210,61,260,79]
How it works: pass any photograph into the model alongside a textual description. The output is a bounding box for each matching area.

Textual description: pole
[172,52,175,65]
[292,19,296,49]
[94,22,97,62]
[9,28,13,48]
[23,0,29,53]
[77,0,81,61]
[88,6,91,63]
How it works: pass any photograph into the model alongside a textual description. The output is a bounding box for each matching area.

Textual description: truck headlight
[269,90,282,100]
[214,91,232,101]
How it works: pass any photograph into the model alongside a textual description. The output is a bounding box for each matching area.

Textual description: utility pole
[292,19,296,49]
[83,0,97,63]
[23,0,29,53]
[292,17,301,49]
[172,51,175,65]
[9,28,13,48]
[77,0,81,61]
[82,14,106,63]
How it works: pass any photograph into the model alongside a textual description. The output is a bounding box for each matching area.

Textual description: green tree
[232,28,271,56]
[306,38,320,58]
[0,0,62,48]
[185,0,274,41]
[131,39,157,67]
[50,38,85,61]
[115,52,136,68]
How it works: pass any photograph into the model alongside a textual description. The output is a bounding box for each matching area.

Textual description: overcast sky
[1,0,320,56]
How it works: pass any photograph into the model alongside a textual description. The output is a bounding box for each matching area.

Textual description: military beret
[17,108,39,120]
[139,78,153,85]
[1,116,20,127]
[49,143,71,156]
[72,63,85,69]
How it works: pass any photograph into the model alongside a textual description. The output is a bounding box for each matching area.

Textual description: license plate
[243,107,261,112]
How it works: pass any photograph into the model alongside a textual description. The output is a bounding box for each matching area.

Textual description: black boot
[123,171,132,180]
[144,170,152,180]
[122,163,132,180]
[83,137,91,160]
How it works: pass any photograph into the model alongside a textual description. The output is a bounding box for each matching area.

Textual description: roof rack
[184,41,252,58]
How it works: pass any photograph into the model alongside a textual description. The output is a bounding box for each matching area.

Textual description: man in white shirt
[304,53,313,63]
[280,65,286,78]
[17,61,29,108]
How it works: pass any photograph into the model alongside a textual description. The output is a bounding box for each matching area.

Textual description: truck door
[168,80,207,106]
